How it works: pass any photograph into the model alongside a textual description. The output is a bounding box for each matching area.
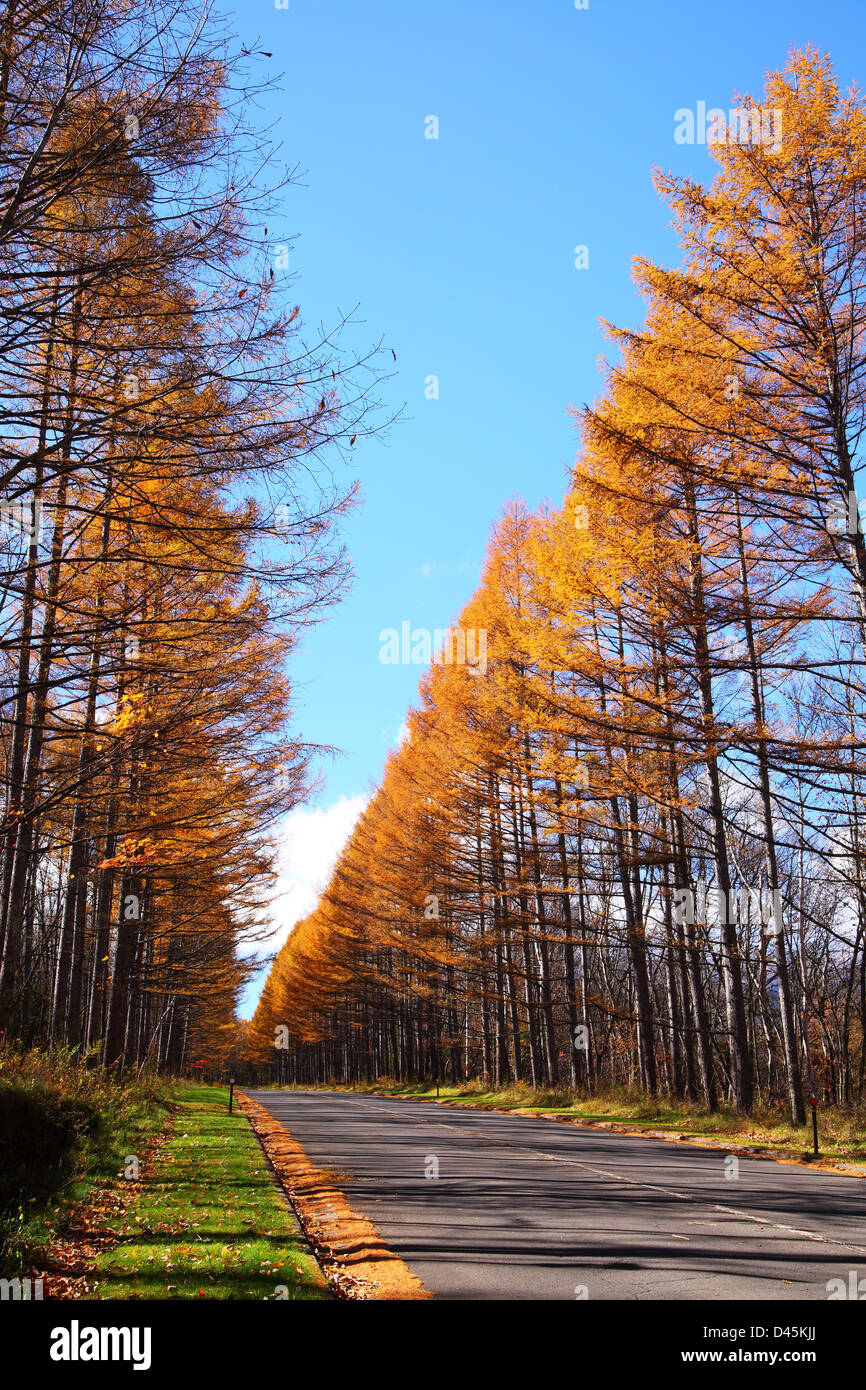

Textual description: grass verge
[89,1085,329,1299]
[0,1044,171,1279]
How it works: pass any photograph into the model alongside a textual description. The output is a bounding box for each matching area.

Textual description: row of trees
[0,0,377,1071]
[251,49,866,1120]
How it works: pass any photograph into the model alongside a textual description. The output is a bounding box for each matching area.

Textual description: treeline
[0,0,375,1070]
[251,50,866,1121]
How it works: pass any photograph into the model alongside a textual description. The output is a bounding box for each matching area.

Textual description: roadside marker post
[229,1077,235,1113]
[810,1093,819,1157]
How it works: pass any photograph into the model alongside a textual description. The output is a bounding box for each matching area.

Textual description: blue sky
[234,0,865,1014]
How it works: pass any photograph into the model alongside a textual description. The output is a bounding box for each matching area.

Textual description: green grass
[0,1044,172,1277]
[90,1085,329,1300]
[272,1078,866,1164]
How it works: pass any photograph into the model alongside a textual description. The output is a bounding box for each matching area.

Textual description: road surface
[246,1089,866,1300]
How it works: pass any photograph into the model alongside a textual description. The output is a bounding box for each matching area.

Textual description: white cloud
[265,793,367,949]
[380,716,411,746]
[238,792,368,1019]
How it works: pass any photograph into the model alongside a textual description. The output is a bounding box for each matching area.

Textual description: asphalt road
[246,1089,866,1300]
